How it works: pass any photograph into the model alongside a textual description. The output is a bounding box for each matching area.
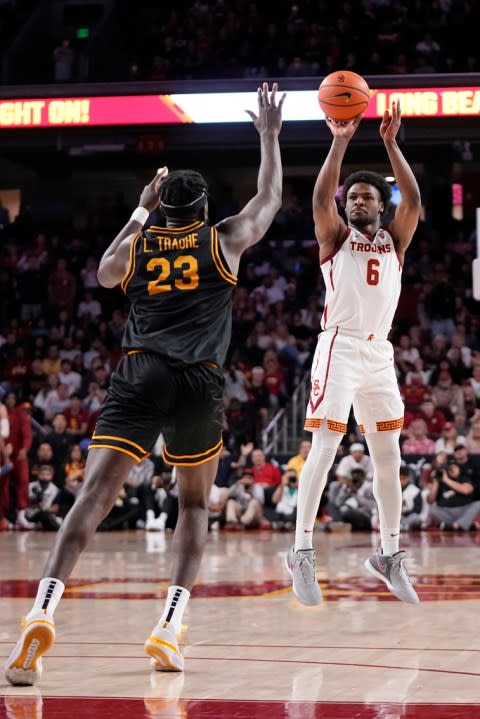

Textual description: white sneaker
[146,512,167,532]
[365,550,420,604]
[16,511,36,531]
[5,612,55,686]
[144,622,184,672]
[285,546,323,606]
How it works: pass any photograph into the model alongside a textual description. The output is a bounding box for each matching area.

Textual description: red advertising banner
[364,87,480,117]
[0,86,478,128]
[0,96,193,128]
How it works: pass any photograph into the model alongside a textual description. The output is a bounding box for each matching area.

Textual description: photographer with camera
[426,460,480,531]
[326,467,373,532]
[225,470,264,530]
[270,469,299,531]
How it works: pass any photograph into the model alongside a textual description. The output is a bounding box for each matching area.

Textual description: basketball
[317,70,370,122]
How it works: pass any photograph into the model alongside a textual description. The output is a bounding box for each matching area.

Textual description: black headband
[160,191,207,218]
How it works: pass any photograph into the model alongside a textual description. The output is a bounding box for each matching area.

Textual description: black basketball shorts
[89,352,225,466]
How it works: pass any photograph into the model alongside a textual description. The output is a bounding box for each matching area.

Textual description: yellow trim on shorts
[376,417,404,432]
[327,419,347,434]
[88,444,143,462]
[92,434,148,455]
[163,437,223,466]
[303,418,347,433]
[304,418,322,430]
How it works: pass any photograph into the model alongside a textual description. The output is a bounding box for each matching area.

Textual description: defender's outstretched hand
[246,82,286,136]
[380,100,401,143]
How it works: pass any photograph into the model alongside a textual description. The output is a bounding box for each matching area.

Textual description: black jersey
[121,220,237,367]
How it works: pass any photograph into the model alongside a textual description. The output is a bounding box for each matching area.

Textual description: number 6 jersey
[320,226,402,340]
[121,221,237,367]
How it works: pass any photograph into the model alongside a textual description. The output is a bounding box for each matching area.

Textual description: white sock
[365,431,402,557]
[157,585,190,635]
[26,577,65,619]
[294,426,341,551]
[381,528,400,556]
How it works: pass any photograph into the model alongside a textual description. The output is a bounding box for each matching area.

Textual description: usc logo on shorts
[312,379,321,396]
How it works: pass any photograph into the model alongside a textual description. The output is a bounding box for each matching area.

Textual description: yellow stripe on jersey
[148,221,204,233]
[120,232,141,292]
[211,227,237,285]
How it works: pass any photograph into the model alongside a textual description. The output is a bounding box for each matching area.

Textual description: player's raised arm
[97,167,169,288]
[216,82,285,272]
[313,116,362,260]
[380,101,421,257]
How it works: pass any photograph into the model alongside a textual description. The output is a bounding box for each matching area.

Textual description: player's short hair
[159,169,208,218]
[342,170,392,214]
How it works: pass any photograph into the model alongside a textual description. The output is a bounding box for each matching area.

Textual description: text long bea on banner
[0,86,479,129]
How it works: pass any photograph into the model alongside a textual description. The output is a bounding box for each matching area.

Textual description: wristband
[130,206,149,225]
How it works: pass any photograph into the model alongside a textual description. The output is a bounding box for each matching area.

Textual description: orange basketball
[317,70,370,122]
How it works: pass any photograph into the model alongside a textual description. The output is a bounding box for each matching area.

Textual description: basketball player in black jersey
[5,82,285,684]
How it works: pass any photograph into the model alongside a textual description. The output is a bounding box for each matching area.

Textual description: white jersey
[320,226,401,340]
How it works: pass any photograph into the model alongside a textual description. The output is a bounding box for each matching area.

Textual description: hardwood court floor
[1,527,480,718]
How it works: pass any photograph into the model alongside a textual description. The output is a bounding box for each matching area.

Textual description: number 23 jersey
[121,220,237,367]
[320,226,402,339]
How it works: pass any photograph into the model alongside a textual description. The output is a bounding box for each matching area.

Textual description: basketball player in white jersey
[286,101,421,605]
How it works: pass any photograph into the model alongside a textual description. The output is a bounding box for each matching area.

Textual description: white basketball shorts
[304,329,404,435]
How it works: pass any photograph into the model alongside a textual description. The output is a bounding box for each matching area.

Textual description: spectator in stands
[26,464,62,531]
[5,391,33,529]
[53,38,75,82]
[249,447,281,507]
[63,444,86,488]
[427,460,480,531]
[431,369,464,417]
[465,419,480,454]
[42,346,62,377]
[63,394,89,439]
[46,413,75,481]
[47,258,77,319]
[223,363,250,406]
[461,381,480,421]
[327,467,372,532]
[248,366,271,439]
[402,418,436,456]
[43,382,70,423]
[286,438,311,479]
[77,290,102,321]
[0,440,14,530]
[406,396,446,439]
[58,359,82,396]
[225,470,264,529]
[400,371,430,411]
[434,422,466,455]
[335,443,373,483]
[270,469,298,530]
[30,441,57,483]
[399,465,425,531]
[396,334,421,376]
[262,348,287,409]
[207,482,229,531]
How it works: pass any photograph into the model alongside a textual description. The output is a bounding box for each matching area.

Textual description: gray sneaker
[364,550,419,604]
[285,546,323,606]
